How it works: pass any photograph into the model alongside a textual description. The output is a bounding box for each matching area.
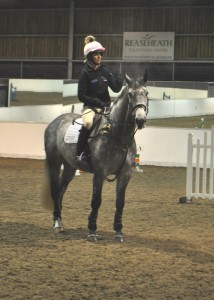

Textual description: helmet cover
[84,41,105,57]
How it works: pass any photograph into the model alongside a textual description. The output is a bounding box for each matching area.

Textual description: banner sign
[123,32,175,61]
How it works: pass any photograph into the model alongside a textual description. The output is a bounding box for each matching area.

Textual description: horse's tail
[41,160,54,211]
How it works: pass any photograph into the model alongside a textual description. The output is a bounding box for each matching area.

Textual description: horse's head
[124,71,149,129]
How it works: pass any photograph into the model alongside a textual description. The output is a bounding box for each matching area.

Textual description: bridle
[131,103,148,115]
[128,87,149,116]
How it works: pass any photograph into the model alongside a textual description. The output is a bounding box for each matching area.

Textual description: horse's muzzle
[136,118,146,129]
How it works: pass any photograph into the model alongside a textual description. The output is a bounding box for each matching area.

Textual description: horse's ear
[139,70,148,86]
[124,73,131,85]
[143,70,148,84]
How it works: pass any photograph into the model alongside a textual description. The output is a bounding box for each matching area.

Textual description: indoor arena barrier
[181,125,214,203]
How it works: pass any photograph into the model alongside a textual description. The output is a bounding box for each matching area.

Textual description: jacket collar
[86,60,102,71]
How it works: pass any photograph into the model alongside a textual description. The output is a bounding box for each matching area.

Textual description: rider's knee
[84,122,93,130]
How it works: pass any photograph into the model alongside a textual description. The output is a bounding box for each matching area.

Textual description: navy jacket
[78,63,123,109]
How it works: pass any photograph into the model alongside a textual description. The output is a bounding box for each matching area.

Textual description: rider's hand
[93,99,105,109]
[115,73,124,83]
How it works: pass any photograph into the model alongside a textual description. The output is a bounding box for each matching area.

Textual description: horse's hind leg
[47,159,63,230]
[53,160,76,231]
[59,160,76,210]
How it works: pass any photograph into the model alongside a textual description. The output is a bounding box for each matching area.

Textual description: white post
[186,133,193,202]
[195,139,200,197]
[202,132,208,199]
[209,125,214,199]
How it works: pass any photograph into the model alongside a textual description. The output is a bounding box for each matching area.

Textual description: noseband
[128,88,149,115]
[131,103,148,115]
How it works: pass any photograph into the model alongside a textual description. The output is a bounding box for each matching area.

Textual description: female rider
[76,35,124,165]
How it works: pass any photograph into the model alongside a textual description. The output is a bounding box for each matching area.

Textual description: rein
[102,106,139,182]
[87,82,148,183]
[87,109,139,183]
[99,95,148,182]
[105,127,138,183]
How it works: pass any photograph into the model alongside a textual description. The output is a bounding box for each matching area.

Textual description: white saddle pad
[64,118,83,144]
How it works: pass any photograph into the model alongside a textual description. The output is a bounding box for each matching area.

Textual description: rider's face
[92,52,103,65]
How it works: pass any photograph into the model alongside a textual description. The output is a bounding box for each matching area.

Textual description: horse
[41,72,149,242]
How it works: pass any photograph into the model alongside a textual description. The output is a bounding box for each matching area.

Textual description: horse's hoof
[87,232,98,242]
[115,232,124,243]
[53,219,64,232]
[54,227,64,233]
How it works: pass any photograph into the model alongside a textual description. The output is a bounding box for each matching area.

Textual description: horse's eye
[146,92,149,96]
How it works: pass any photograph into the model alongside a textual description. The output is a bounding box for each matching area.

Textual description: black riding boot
[76,126,90,157]
[76,127,93,173]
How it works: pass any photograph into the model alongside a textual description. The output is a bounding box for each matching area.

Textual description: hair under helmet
[84,35,105,57]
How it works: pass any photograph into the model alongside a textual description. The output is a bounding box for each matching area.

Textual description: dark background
[0,0,213,81]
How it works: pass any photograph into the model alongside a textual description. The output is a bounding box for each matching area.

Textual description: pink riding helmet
[84,41,105,57]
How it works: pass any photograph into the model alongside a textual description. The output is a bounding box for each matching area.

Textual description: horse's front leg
[88,175,104,242]
[114,173,131,242]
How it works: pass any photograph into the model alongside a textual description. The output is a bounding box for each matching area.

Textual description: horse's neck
[110,97,135,143]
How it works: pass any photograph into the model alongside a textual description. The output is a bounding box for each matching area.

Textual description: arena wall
[1,80,214,166]
[1,96,214,123]
[8,80,208,100]
[0,121,210,167]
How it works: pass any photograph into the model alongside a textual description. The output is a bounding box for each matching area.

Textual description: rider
[76,35,124,163]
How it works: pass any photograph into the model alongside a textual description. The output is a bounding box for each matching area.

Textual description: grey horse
[41,72,149,242]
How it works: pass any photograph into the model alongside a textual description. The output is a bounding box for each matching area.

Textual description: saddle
[82,112,111,151]
[89,111,111,140]
[74,111,111,173]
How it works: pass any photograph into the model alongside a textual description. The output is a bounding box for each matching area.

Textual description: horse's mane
[113,85,128,106]
[112,76,146,108]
